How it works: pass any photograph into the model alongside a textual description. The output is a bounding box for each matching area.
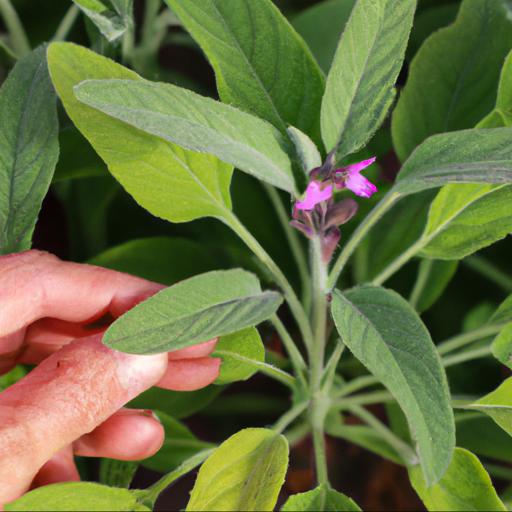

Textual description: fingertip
[157,357,221,391]
[167,338,218,360]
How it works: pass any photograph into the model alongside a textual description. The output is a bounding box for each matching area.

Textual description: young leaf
[292,0,356,73]
[281,484,360,511]
[0,45,59,255]
[492,323,512,369]
[491,295,512,324]
[103,269,283,354]
[47,42,234,224]
[5,482,149,511]
[419,184,512,259]
[331,286,455,485]
[409,448,506,511]
[287,127,322,175]
[186,428,288,512]
[74,78,296,193]
[467,378,512,437]
[99,459,138,488]
[165,0,324,142]
[73,0,132,43]
[394,128,512,195]
[212,328,265,385]
[320,0,416,159]
[142,411,213,473]
[392,0,512,161]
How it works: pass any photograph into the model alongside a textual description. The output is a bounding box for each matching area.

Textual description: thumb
[0,335,167,504]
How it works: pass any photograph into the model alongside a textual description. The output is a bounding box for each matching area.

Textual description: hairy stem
[328,191,401,290]
[0,0,30,56]
[437,324,504,355]
[442,345,493,367]
[53,4,80,41]
[464,255,512,293]
[273,401,308,434]
[409,259,433,309]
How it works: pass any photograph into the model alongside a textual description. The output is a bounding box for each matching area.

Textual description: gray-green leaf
[0,46,59,254]
[74,78,296,192]
[165,0,324,143]
[287,126,322,174]
[186,428,288,512]
[103,269,283,354]
[409,447,506,511]
[321,0,415,159]
[331,286,454,485]
[281,485,360,512]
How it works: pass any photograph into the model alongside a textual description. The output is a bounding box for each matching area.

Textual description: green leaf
[413,259,458,313]
[409,447,506,511]
[287,126,322,175]
[491,294,512,324]
[212,327,265,385]
[0,46,59,254]
[320,0,416,159]
[47,42,234,224]
[5,483,149,511]
[492,323,512,368]
[331,286,454,485]
[467,378,512,437]
[292,0,356,73]
[73,0,132,43]
[391,0,512,161]
[0,365,27,392]
[142,411,213,473]
[74,77,296,193]
[99,459,138,488]
[281,484,360,512]
[165,0,324,143]
[103,269,283,354]
[394,128,512,195]
[89,237,220,285]
[186,428,288,512]
[418,184,512,259]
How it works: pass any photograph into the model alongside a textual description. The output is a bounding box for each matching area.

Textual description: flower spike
[295,181,333,211]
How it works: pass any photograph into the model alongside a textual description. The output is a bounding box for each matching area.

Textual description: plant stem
[334,390,393,409]
[437,324,504,355]
[409,259,433,309]
[463,255,512,293]
[321,340,345,394]
[349,405,418,465]
[334,374,381,399]
[0,0,30,56]
[273,401,308,434]
[328,190,401,290]
[284,421,310,446]
[53,4,80,41]
[442,345,493,367]
[225,211,314,349]
[263,183,311,311]
[484,463,512,481]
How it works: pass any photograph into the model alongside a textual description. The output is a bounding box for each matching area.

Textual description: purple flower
[295,180,333,211]
[334,157,377,198]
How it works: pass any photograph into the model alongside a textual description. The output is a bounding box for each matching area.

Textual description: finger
[0,330,24,374]
[167,338,217,360]
[0,250,164,339]
[0,334,167,503]
[30,446,80,488]
[157,357,221,391]
[73,409,164,460]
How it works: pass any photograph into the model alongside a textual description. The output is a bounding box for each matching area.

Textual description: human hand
[0,250,221,504]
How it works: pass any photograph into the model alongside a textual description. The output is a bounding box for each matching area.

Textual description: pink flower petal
[345,157,376,174]
[345,172,377,198]
[295,181,333,210]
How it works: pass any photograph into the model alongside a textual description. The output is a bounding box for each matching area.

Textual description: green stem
[312,425,329,485]
[328,191,401,290]
[334,374,381,399]
[349,405,418,466]
[263,183,311,311]
[484,463,512,481]
[442,345,492,367]
[273,401,308,434]
[409,259,433,309]
[334,390,393,409]
[0,0,30,56]
[284,421,310,446]
[321,340,345,394]
[464,255,512,293]
[53,4,80,41]
[437,324,504,355]
[225,211,314,349]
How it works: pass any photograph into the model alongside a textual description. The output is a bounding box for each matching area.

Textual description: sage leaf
[321,0,416,159]
[331,286,455,485]
[281,484,360,512]
[186,428,288,512]
[212,327,265,385]
[491,324,512,369]
[287,126,322,175]
[0,46,59,254]
[5,483,149,511]
[165,0,324,142]
[74,78,296,193]
[103,269,283,354]
[47,42,234,224]
[419,184,512,260]
[392,0,512,161]
[394,128,512,195]
[409,448,506,511]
